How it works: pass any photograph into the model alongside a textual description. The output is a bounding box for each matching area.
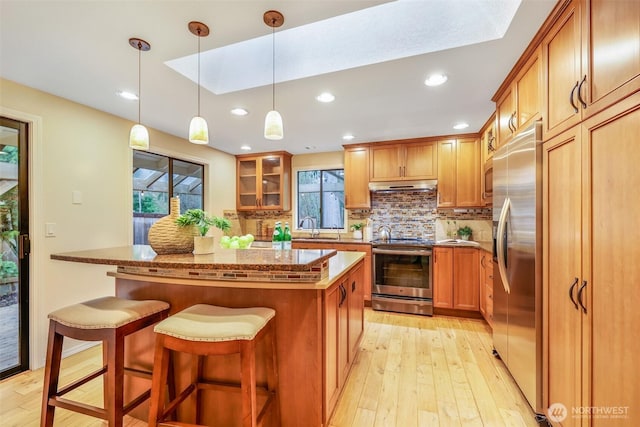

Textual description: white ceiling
[0,0,556,156]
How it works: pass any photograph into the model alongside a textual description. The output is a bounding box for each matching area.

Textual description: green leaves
[176,209,230,236]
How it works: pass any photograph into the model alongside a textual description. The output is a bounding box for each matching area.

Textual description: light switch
[72,190,82,204]
[45,222,56,237]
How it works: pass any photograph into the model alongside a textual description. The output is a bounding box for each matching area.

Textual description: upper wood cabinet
[480,116,496,207]
[542,0,640,140]
[434,246,479,311]
[437,138,482,208]
[236,151,292,211]
[369,140,437,181]
[343,146,370,209]
[496,46,542,146]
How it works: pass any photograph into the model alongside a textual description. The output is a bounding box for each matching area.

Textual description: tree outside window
[297,169,344,229]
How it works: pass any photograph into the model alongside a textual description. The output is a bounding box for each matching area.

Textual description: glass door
[0,117,30,379]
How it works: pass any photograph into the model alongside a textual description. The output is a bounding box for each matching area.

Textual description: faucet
[333,224,341,241]
[299,216,319,238]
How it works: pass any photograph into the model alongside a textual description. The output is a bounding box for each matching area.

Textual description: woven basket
[148,197,196,254]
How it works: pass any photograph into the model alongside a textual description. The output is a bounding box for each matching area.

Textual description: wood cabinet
[542,0,640,140]
[542,93,640,426]
[496,46,542,146]
[369,140,437,181]
[292,241,372,303]
[343,146,370,209]
[433,247,479,311]
[324,274,349,417]
[236,151,292,211]
[347,262,364,363]
[324,260,365,421]
[479,250,493,327]
[437,138,482,208]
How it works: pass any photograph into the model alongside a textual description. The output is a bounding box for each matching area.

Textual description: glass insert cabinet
[236,151,292,211]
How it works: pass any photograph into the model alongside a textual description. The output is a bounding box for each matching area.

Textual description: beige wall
[0,78,236,368]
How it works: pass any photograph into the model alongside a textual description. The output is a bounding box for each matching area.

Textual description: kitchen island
[51,245,366,427]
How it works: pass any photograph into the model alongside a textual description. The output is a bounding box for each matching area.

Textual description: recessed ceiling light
[316,92,335,103]
[240,145,252,150]
[342,134,355,141]
[424,74,448,87]
[453,122,469,130]
[117,90,138,100]
[231,108,249,116]
[305,145,317,150]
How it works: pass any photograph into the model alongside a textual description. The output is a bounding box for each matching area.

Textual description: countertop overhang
[51,245,337,272]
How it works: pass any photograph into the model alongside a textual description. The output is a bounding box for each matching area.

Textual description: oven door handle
[373,248,432,256]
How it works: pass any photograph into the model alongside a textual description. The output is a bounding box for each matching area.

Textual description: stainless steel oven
[371,239,434,316]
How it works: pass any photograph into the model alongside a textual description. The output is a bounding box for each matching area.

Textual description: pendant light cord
[272,23,275,111]
[197,28,201,117]
[137,41,142,125]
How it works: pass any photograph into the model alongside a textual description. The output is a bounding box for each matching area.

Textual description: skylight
[166,0,522,95]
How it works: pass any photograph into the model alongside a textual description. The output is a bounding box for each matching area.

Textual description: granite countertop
[434,240,493,253]
[51,245,337,272]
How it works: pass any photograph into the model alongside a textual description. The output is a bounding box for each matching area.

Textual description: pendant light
[263,10,284,140]
[128,38,151,150]
[188,21,210,145]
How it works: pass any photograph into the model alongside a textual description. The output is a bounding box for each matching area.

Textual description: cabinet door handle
[570,81,579,113]
[577,280,587,314]
[568,277,579,310]
[511,112,517,132]
[577,75,587,109]
[403,166,406,177]
[352,280,356,293]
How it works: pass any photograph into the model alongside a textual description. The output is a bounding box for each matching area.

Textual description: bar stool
[148,304,280,427]
[40,296,171,427]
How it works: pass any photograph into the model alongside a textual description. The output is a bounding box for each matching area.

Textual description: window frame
[293,164,347,233]
[132,151,205,244]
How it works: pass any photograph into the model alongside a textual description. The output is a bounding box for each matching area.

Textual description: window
[297,169,344,230]
[133,151,204,244]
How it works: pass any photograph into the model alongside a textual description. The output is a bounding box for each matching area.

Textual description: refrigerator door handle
[496,197,511,294]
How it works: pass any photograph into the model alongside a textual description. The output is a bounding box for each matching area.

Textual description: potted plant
[176,209,231,254]
[457,225,473,241]
[350,223,365,239]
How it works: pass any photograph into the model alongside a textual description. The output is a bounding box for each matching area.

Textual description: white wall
[0,78,236,368]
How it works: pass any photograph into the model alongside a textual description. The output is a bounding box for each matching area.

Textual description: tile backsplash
[232,189,492,242]
[364,190,492,241]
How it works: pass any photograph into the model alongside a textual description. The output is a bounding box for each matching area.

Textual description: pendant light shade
[188,21,210,145]
[189,116,209,144]
[264,110,283,140]
[264,10,284,140]
[129,124,150,150]
[128,38,151,150]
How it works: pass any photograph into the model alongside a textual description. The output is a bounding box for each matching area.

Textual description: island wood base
[113,259,365,426]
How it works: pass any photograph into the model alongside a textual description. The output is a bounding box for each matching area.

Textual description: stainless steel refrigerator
[492,121,543,415]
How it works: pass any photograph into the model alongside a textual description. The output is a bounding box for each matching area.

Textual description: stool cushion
[154,304,275,342]
[48,297,170,329]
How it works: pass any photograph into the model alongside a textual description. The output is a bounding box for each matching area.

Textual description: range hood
[368,179,437,192]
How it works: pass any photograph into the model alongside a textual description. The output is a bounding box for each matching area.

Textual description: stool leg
[148,335,170,427]
[265,322,280,426]
[189,354,203,425]
[40,322,63,427]
[105,331,125,427]
[240,340,258,427]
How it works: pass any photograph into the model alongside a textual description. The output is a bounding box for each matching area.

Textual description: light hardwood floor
[0,309,539,426]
